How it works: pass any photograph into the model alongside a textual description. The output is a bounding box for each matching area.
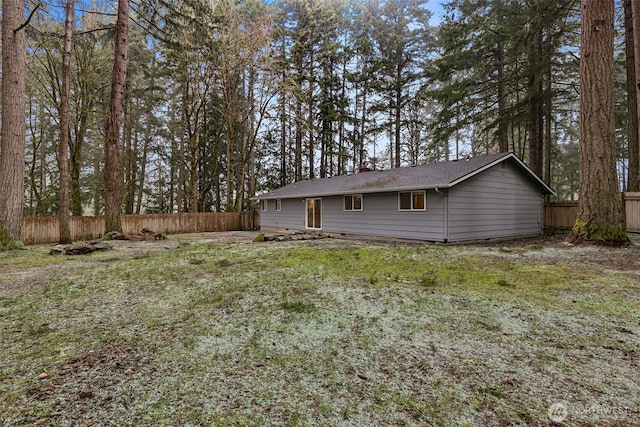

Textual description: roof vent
[358,163,371,173]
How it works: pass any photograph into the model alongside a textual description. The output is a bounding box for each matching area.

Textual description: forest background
[1,0,634,218]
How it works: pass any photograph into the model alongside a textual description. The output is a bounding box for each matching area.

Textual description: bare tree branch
[14,2,41,33]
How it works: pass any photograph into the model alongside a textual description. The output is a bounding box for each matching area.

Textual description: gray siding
[322,191,446,241]
[260,191,447,241]
[259,160,545,242]
[260,198,306,230]
[446,161,543,241]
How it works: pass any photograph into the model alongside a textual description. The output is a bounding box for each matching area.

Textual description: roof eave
[252,184,452,200]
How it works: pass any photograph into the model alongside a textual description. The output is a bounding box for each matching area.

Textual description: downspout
[434,188,449,243]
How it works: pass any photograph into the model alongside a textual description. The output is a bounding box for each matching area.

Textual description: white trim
[398,190,426,211]
[305,198,322,230]
[344,194,363,211]
[275,199,282,211]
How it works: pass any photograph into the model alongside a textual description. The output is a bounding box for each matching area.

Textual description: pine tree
[627,0,640,190]
[570,0,627,244]
[58,0,74,244]
[0,0,28,247]
[104,0,129,232]
[370,0,432,168]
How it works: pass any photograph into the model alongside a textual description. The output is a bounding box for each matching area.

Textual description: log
[49,241,112,255]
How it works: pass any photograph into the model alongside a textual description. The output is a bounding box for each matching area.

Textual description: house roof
[254,152,554,200]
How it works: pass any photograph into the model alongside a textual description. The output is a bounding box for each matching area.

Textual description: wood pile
[50,241,112,255]
[49,228,165,255]
[254,231,334,242]
[106,227,166,241]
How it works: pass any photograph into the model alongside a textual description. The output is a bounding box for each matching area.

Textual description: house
[254,152,554,242]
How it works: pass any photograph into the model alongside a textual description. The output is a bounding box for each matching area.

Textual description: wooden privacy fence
[544,192,640,232]
[21,212,259,245]
[624,192,640,232]
[543,202,579,230]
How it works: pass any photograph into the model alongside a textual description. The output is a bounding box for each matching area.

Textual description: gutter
[252,184,453,200]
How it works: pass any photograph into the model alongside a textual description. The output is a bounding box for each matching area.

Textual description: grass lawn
[1,233,639,426]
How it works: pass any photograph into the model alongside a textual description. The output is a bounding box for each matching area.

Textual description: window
[261,199,268,211]
[344,194,363,211]
[398,191,426,211]
[275,199,282,211]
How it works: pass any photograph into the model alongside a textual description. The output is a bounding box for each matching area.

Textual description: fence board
[21,212,258,245]
[544,202,578,230]
[624,192,640,232]
[545,194,640,233]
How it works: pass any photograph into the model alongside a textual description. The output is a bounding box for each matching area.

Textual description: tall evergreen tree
[58,0,74,244]
[570,0,627,244]
[370,0,432,168]
[104,0,129,232]
[0,0,28,246]
[433,0,578,177]
[627,0,640,190]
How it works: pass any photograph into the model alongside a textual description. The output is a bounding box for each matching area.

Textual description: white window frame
[344,194,363,211]
[398,191,426,211]
[275,199,282,211]
[261,199,268,211]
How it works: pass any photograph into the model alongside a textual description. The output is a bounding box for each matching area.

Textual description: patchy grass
[1,234,639,426]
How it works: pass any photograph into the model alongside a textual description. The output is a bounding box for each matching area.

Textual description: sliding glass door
[306,198,322,229]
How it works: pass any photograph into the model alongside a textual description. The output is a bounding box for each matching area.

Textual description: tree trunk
[496,40,509,153]
[279,34,288,187]
[544,38,553,199]
[189,129,200,213]
[70,108,88,216]
[136,118,152,214]
[308,41,315,180]
[360,79,368,170]
[123,98,136,215]
[103,0,129,233]
[395,62,402,169]
[294,43,304,182]
[295,94,303,181]
[58,0,74,244]
[628,0,640,190]
[338,55,347,175]
[0,0,26,245]
[571,0,627,244]
[527,33,544,177]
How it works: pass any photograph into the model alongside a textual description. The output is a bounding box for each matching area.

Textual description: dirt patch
[30,341,154,423]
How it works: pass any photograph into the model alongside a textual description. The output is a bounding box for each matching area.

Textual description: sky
[427,0,446,26]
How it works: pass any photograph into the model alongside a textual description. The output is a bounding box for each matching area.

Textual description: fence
[21,197,640,244]
[543,202,579,230]
[544,192,640,232]
[21,211,259,245]
[624,192,640,232]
